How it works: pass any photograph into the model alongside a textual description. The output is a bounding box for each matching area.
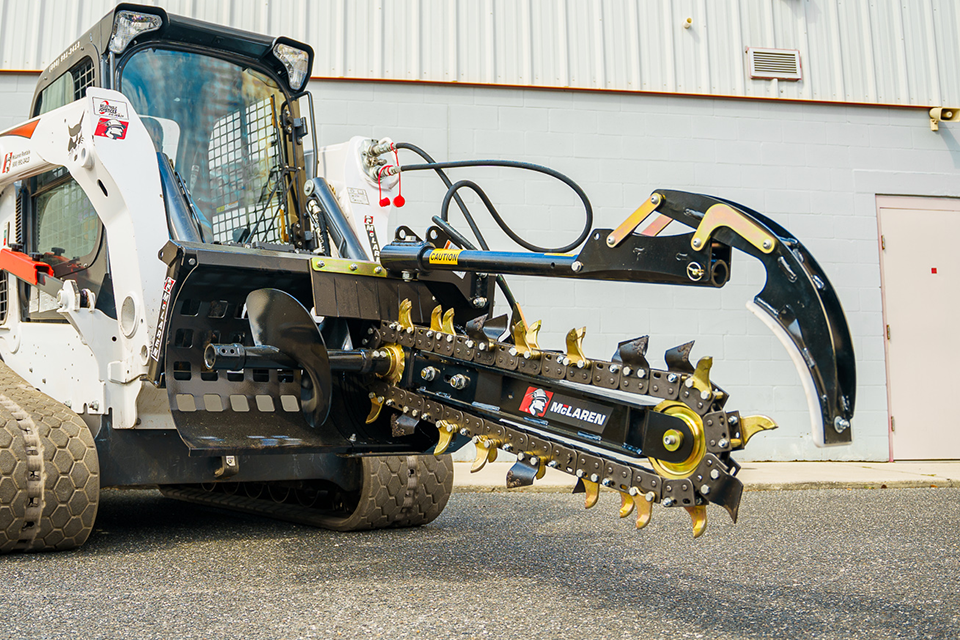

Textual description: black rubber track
[160,453,454,531]
[0,360,100,553]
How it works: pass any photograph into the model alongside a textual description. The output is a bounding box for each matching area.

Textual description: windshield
[120,48,291,244]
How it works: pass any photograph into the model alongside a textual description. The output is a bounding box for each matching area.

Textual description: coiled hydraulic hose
[396,156,594,254]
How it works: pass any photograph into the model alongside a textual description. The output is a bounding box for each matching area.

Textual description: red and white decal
[519,387,554,417]
[1,150,31,174]
[94,118,128,140]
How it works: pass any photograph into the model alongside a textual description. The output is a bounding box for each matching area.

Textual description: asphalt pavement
[1,486,958,640]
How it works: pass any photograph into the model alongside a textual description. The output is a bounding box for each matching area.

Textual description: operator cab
[20,3,315,320]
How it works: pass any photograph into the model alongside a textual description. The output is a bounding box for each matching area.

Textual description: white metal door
[878,197,960,460]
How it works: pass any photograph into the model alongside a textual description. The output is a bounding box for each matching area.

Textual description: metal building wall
[1,0,958,106]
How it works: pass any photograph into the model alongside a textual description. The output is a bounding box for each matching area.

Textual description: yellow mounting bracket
[690,203,777,255]
[605,192,664,248]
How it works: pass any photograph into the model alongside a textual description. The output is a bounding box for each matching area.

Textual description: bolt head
[426,330,434,338]
[576,469,585,478]
[606,236,616,246]
[622,366,632,376]
[509,347,518,357]
[718,438,729,449]
[571,261,583,273]
[663,497,676,507]
[502,443,514,452]
[561,357,570,366]
[466,340,475,348]
[700,390,712,401]
[692,238,702,248]
[459,428,469,436]
[667,373,678,384]
[645,491,656,502]
[728,415,739,425]
[762,239,773,250]
[517,452,526,461]
[548,460,559,468]
[700,485,711,495]
[589,473,600,483]
[629,487,639,496]
[685,378,695,388]
[529,457,539,466]
[601,479,614,487]
[609,364,620,374]
[637,369,646,379]
[710,469,720,480]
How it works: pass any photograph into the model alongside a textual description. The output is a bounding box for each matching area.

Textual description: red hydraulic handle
[0,247,53,285]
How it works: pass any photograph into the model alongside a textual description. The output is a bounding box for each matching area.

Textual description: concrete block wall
[5,70,960,460]
[309,79,960,462]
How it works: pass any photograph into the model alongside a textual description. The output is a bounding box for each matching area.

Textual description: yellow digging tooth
[619,493,635,518]
[470,436,499,472]
[565,327,590,367]
[365,394,384,424]
[684,505,708,539]
[434,419,456,455]
[430,305,443,332]
[690,356,713,394]
[633,491,654,529]
[527,320,542,350]
[534,457,547,480]
[399,298,414,330]
[583,479,600,509]
[731,415,778,448]
[442,308,456,334]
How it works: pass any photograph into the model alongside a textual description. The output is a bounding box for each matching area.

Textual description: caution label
[429,249,461,266]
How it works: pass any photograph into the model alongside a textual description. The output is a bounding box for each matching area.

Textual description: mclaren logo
[548,400,609,427]
[519,387,552,417]
[517,386,611,431]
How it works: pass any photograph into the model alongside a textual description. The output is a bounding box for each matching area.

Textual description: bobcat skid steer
[0,4,855,553]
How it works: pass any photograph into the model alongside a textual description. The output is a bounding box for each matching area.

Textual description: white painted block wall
[309,79,960,462]
[4,72,960,461]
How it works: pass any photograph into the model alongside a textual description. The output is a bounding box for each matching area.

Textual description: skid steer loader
[0,4,855,552]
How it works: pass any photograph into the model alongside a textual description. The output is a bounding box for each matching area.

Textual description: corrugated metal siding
[1,0,958,106]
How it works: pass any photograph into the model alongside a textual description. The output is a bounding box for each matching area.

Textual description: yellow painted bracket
[605,192,664,248]
[690,203,777,254]
[619,493,635,518]
[430,305,443,332]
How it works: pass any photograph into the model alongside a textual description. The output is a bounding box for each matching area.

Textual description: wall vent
[747,47,802,81]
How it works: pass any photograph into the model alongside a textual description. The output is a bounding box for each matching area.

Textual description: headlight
[273,43,310,91]
[109,10,163,54]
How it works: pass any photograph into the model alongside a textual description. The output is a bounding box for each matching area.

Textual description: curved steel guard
[655,190,856,446]
[246,288,333,427]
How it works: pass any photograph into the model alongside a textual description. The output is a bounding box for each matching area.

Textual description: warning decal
[428,249,461,266]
